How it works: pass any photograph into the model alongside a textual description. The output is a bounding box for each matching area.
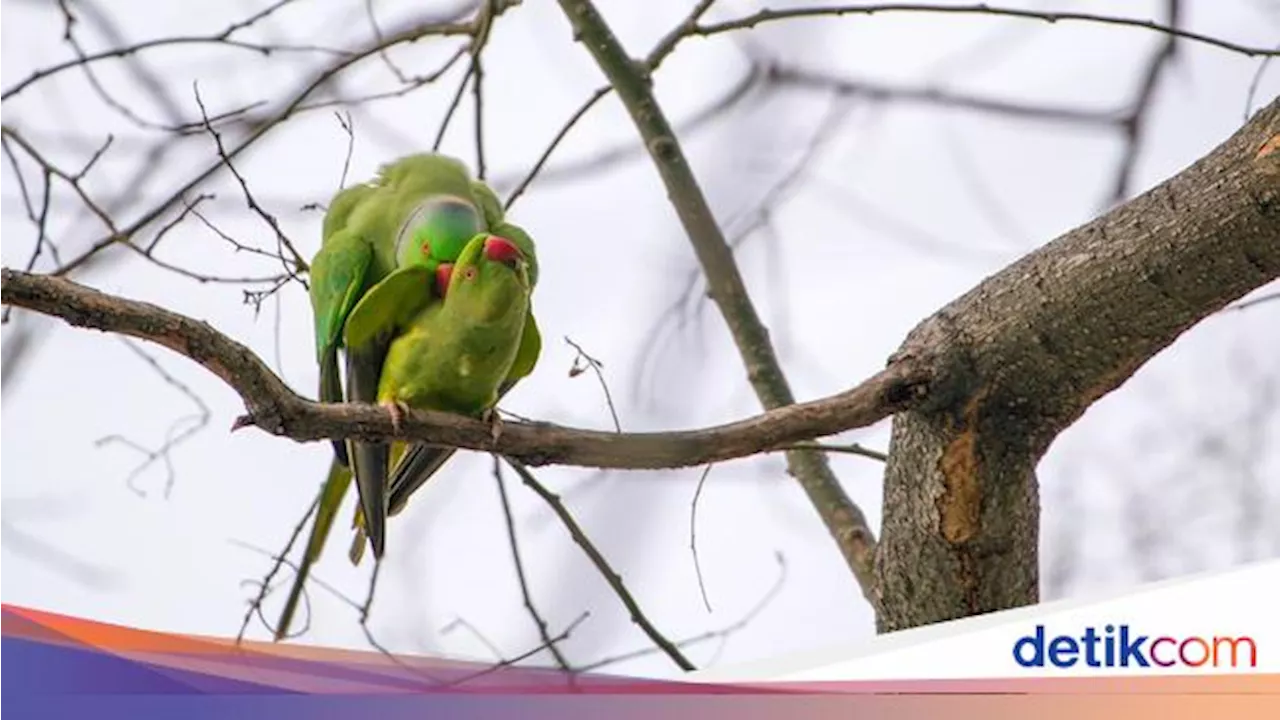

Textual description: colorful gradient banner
[4,604,1278,718]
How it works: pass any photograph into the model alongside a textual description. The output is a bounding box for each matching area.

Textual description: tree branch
[554,0,882,602]
[874,98,1280,631]
[696,4,1280,58]
[0,267,928,469]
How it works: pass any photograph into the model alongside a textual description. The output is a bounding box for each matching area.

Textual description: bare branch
[94,338,211,499]
[565,336,622,433]
[1108,0,1180,204]
[235,496,320,644]
[577,551,788,673]
[695,4,1280,57]
[48,14,474,278]
[504,458,694,671]
[491,457,574,672]
[555,0,881,604]
[689,464,715,613]
[192,83,310,282]
[2,0,337,100]
[771,65,1123,126]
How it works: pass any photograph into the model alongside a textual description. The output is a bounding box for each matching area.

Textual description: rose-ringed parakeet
[340,230,538,559]
[311,153,498,468]
[382,223,540,521]
[277,154,500,640]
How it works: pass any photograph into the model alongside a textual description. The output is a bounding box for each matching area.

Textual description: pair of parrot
[274,154,541,640]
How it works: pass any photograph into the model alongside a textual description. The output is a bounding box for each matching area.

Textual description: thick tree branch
[0,267,928,469]
[554,0,883,602]
[874,99,1280,632]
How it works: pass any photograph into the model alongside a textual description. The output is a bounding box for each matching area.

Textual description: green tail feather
[275,458,352,640]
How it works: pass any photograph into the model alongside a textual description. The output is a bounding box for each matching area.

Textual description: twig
[1108,0,1180,203]
[689,464,714,613]
[235,496,320,644]
[192,82,310,283]
[49,14,473,278]
[335,112,356,189]
[439,616,506,661]
[491,457,574,672]
[695,4,1280,57]
[95,338,211,499]
[565,336,622,432]
[2,0,336,100]
[502,87,609,209]
[442,612,590,688]
[500,0,725,209]
[780,441,888,462]
[434,63,474,151]
[771,64,1123,126]
[577,551,788,673]
[469,1,496,180]
[504,458,696,671]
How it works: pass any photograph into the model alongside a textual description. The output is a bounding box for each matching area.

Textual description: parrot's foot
[381,400,410,436]
[483,408,504,447]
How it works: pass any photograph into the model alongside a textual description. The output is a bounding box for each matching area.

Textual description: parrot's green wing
[500,305,542,396]
[310,229,376,465]
[342,264,438,561]
[343,265,437,351]
[274,457,351,641]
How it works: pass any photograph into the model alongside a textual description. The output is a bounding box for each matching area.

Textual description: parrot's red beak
[435,263,454,298]
[483,235,522,267]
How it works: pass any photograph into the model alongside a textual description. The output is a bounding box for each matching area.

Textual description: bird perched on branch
[276,154,540,641]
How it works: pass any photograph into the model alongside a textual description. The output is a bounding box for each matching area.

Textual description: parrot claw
[483,408,504,447]
[382,400,409,436]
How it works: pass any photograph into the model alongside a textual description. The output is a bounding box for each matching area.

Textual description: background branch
[555,0,883,605]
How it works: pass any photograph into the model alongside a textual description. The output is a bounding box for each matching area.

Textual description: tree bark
[874,99,1280,631]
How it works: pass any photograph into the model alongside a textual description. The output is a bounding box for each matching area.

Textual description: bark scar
[937,390,986,545]
[935,388,988,614]
[1256,133,1280,162]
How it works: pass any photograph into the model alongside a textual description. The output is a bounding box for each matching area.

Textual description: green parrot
[279,154,504,640]
[341,230,539,562]
[311,153,498,469]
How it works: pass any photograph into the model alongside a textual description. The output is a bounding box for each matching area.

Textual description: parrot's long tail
[344,347,389,560]
[349,439,388,561]
[275,458,352,641]
[345,445,455,566]
[387,444,456,517]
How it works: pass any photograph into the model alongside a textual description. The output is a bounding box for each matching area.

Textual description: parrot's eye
[464,266,477,281]
[419,239,431,258]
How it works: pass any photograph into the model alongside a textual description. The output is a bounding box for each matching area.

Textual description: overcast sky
[2,0,1278,679]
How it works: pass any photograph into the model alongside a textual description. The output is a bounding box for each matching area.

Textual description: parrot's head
[494,223,539,288]
[446,233,532,322]
[394,195,483,270]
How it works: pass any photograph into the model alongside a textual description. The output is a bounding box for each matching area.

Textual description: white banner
[694,560,1279,681]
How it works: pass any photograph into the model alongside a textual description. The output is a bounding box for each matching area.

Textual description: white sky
[2,0,1278,679]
